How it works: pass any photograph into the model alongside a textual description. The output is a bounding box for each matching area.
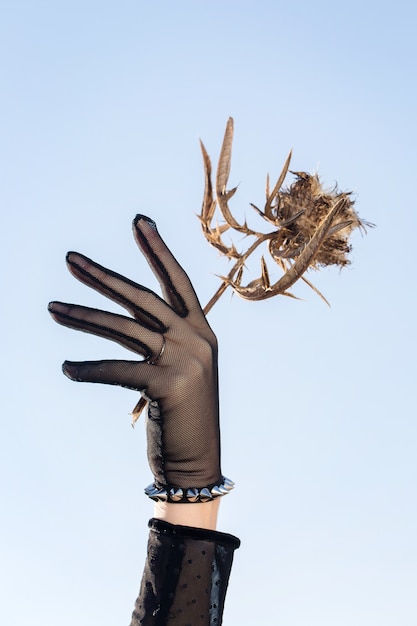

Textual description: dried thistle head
[200,118,373,313]
[266,172,367,268]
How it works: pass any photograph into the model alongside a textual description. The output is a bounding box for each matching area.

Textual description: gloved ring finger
[146,334,166,366]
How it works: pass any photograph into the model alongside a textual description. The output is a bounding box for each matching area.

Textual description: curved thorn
[261,256,270,289]
[200,139,216,223]
[300,275,331,307]
[216,118,244,230]
[216,117,234,195]
[265,150,292,219]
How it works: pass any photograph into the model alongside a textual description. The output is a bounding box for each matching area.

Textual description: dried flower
[200,117,373,313]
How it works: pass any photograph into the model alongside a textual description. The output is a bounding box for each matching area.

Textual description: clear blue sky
[1,2,416,625]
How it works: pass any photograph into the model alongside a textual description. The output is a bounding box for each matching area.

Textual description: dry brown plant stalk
[200,117,373,314]
[132,119,373,424]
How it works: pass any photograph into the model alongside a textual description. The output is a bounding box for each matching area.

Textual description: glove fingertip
[133,214,158,232]
[62,361,80,381]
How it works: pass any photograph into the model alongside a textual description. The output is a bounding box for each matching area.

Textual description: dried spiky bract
[200,118,372,313]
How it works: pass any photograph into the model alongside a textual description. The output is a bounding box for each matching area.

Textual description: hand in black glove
[48,215,222,493]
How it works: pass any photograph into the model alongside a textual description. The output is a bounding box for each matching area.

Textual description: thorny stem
[203,231,274,314]
[203,282,229,315]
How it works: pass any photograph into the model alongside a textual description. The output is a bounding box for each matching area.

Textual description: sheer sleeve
[130,519,240,625]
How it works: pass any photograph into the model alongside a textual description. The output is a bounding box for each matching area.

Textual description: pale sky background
[1,1,416,625]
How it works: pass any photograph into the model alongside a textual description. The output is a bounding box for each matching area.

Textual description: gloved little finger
[62,359,154,391]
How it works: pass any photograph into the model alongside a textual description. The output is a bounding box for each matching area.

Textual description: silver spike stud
[169,488,184,502]
[223,477,235,491]
[146,485,168,502]
[186,488,200,503]
[199,488,213,502]
[155,488,168,502]
[147,487,162,501]
[210,485,224,497]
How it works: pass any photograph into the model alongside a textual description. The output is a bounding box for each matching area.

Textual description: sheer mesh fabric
[48,215,222,490]
[130,519,240,626]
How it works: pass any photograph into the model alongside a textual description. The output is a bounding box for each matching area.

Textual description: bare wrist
[153,499,220,531]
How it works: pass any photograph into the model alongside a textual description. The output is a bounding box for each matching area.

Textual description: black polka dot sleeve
[130,518,240,625]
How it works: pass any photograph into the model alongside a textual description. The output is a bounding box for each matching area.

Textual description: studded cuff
[144,476,235,503]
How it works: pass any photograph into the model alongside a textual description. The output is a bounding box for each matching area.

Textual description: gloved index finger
[66,251,169,333]
[133,215,203,319]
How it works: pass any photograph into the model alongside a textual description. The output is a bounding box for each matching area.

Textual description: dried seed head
[200,118,374,314]
[268,172,370,270]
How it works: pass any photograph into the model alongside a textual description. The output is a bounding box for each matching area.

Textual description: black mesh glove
[48,215,222,492]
